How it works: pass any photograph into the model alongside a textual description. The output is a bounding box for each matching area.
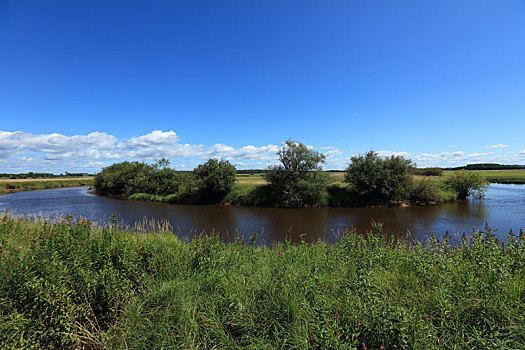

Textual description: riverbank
[0,177,94,195]
[1,214,524,348]
[127,181,457,207]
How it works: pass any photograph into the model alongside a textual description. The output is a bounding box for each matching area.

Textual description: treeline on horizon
[0,171,94,179]
[205,162,525,174]
[94,140,489,207]
[3,163,522,180]
[446,163,525,170]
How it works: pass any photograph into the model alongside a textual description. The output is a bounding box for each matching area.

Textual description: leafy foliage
[264,140,328,207]
[94,161,153,195]
[344,151,413,203]
[408,177,445,202]
[445,170,489,200]
[94,159,236,203]
[193,159,237,202]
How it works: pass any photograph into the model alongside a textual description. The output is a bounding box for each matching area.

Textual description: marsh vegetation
[1,214,524,349]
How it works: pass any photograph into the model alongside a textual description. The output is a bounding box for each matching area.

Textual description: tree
[344,151,412,203]
[264,140,327,207]
[445,170,488,200]
[94,161,152,195]
[193,159,237,202]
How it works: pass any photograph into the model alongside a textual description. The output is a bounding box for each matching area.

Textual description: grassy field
[0,177,94,195]
[1,214,524,349]
[236,173,266,184]
[236,172,347,184]
[236,170,525,186]
[443,169,525,184]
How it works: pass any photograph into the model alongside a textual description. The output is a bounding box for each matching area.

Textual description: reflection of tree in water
[3,185,524,246]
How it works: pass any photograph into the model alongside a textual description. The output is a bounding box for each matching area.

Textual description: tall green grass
[1,214,524,349]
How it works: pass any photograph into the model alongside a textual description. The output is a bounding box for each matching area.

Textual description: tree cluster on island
[94,140,488,207]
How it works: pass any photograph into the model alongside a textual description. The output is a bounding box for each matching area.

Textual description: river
[1,184,524,245]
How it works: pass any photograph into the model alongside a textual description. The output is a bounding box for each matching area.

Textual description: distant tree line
[409,167,443,176]
[0,172,93,179]
[236,169,267,175]
[447,163,525,170]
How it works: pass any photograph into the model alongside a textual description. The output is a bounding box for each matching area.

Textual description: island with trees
[93,140,489,207]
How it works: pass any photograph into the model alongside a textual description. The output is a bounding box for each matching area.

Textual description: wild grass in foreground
[1,214,525,349]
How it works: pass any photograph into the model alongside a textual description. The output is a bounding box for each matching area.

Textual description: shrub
[193,159,237,202]
[264,140,328,207]
[222,184,274,206]
[94,161,153,195]
[408,177,444,202]
[445,170,488,200]
[94,160,194,197]
[344,151,412,203]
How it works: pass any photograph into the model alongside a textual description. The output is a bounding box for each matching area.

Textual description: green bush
[445,170,489,200]
[344,151,412,204]
[193,159,237,203]
[408,177,445,202]
[264,140,328,207]
[94,159,236,203]
[222,183,274,206]
[94,161,153,195]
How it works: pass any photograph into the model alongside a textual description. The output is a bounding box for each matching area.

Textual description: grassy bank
[1,214,524,349]
[133,175,456,207]
[0,177,94,195]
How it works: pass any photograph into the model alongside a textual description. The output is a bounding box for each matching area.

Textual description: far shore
[0,177,94,195]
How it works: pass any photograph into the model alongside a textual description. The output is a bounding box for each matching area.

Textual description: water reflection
[0,184,523,245]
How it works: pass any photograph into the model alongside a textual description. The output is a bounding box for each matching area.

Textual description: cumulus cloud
[376,150,411,158]
[0,130,283,173]
[1,129,524,173]
[410,151,523,167]
[208,144,280,161]
[485,144,508,149]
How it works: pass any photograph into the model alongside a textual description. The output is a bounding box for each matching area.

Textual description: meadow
[0,177,94,195]
[1,214,524,349]
[237,170,525,186]
[443,169,525,184]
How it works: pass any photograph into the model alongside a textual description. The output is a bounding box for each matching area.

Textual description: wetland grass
[1,214,524,349]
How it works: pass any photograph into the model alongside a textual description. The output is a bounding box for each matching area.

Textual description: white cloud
[485,144,508,149]
[0,130,283,173]
[323,148,343,159]
[376,150,411,158]
[1,129,524,173]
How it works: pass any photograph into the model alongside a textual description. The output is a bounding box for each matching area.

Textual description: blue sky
[1,0,524,173]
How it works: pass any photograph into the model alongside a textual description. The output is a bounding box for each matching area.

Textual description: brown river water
[1,184,524,245]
